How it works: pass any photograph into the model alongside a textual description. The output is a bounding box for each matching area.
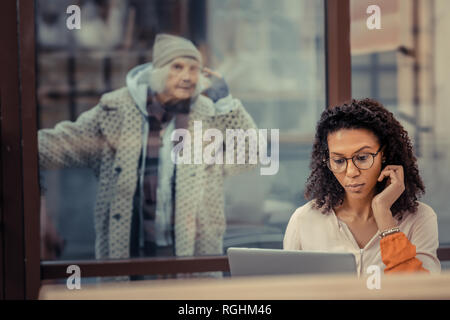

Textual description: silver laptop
[227,247,357,277]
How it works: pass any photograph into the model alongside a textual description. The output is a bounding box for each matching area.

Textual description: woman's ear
[149,64,170,94]
[381,146,387,163]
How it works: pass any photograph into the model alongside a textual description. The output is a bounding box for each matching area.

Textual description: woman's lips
[346,183,365,192]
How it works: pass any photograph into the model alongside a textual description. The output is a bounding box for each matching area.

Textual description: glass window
[37,0,326,268]
[350,0,450,270]
[206,0,325,252]
[351,52,398,109]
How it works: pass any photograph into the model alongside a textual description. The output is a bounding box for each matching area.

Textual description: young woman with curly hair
[284,98,440,276]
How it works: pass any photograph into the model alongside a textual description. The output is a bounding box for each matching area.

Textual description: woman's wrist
[379,226,401,238]
[372,207,398,231]
[377,218,398,231]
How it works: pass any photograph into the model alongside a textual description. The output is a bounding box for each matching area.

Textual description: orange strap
[380,232,429,274]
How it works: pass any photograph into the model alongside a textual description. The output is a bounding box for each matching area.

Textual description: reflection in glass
[207,0,325,253]
[37,0,326,266]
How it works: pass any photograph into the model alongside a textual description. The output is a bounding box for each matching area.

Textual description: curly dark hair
[305,98,425,216]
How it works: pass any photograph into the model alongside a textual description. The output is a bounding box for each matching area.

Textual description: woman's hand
[202,67,229,102]
[371,165,405,230]
[202,67,223,79]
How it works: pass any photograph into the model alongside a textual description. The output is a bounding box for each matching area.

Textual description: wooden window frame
[2,0,449,300]
[325,0,351,107]
[1,0,41,300]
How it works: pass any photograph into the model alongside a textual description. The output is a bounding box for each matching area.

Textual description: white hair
[149,61,211,98]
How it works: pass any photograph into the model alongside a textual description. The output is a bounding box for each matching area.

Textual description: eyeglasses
[325,146,383,173]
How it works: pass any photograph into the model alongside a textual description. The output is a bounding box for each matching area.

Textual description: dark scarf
[137,92,191,256]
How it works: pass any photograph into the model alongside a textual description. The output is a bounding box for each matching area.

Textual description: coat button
[115,167,122,174]
[113,214,121,221]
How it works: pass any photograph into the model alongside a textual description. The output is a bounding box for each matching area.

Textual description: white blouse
[283,200,441,277]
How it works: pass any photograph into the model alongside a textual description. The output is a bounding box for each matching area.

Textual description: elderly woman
[39,34,257,262]
[284,98,441,277]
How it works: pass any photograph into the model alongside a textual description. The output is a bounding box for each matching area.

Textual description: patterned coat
[38,87,257,259]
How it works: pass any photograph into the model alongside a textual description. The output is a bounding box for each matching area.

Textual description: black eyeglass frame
[324,146,384,173]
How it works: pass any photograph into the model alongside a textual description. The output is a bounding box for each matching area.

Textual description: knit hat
[152,34,202,68]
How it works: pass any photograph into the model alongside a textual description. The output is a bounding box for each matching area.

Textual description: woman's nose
[180,70,191,81]
[346,159,360,177]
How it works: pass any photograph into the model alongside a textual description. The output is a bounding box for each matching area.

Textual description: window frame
[1,0,41,300]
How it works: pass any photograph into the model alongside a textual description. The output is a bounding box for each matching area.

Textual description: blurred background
[37,0,450,271]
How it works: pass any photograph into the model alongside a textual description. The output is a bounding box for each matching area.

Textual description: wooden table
[39,271,450,300]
